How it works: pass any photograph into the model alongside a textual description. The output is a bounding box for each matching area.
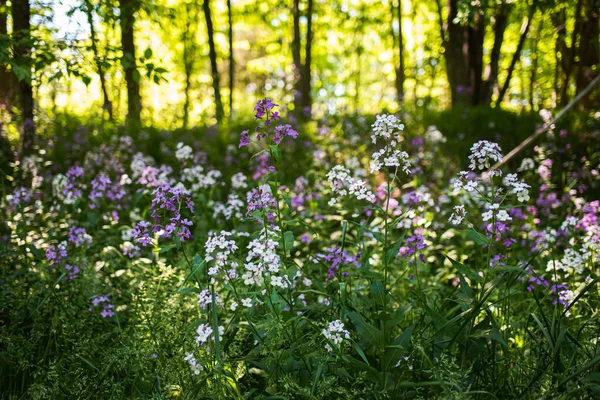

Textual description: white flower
[518,158,535,172]
[448,205,466,225]
[184,352,203,375]
[231,173,248,190]
[468,141,503,171]
[327,165,375,205]
[205,231,238,277]
[197,289,222,310]
[497,210,512,222]
[176,142,193,161]
[230,301,238,311]
[370,114,404,145]
[242,226,283,287]
[242,298,253,307]
[322,320,350,351]
[195,324,224,346]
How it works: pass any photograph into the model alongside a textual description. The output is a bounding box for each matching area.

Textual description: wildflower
[197,289,223,310]
[322,320,350,351]
[242,226,283,287]
[518,158,535,172]
[175,142,193,161]
[90,295,114,318]
[253,98,280,124]
[239,130,250,148]
[242,298,253,307]
[205,231,238,277]
[184,352,202,375]
[468,141,503,170]
[370,114,404,145]
[195,324,225,346]
[448,205,466,225]
[68,227,92,247]
[273,124,298,145]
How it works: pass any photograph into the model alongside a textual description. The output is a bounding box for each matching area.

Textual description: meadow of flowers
[2,102,600,399]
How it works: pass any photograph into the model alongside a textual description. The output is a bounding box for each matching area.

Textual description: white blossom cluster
[204,231,239,277]
[481,203,511,222]
[184,352,203,375]
[213,194,244,220]
[52,174,77,204]
[195,323,224,347]
[504,173,531,202]
[547,247,585,275]
[369,114,411,175]
[370,114,404,145]
[182,165,223,191]
[176,142,194,162]
[322,320,350,352]
[231,173,248,190]
[518,158,536,172]
[448,205,466,225]
[468,141,503,171]
[326,165,375,206]
[242,226,288,288]
[370,147,410,174]
[425,126,447,144]
[197,289,223,310]
[131,152,155,179]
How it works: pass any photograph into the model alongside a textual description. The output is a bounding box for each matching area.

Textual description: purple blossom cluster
[317,247,361,280]
[239,99,298,148]
[131,183,195,246]
[89,295,115,318]
[89,174,126,208]
[399,234,427,262]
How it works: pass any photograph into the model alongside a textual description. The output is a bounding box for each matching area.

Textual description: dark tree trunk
[392,0,405,105]
[497,4,535,106]
[227,0,234,119]
[0,0,14,114]
[443,0,472,106]
[529,16,543,110]
[551,0,583,106]
[85,0,113,121]
[468,12,485,105]
[203,0,224,125]
[12,0,35,154]
[575,0,600,110]
[482,3,510,105]
[292,0,313,120]
[119,0,142,126]
[181,1,197,129]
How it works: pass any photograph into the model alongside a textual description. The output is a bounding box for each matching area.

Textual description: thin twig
[490,73,600,171]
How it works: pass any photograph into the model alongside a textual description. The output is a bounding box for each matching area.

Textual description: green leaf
[465,228,490,246]
[144,47,153,59]
[345,310,383,346]
[283,231,294,252]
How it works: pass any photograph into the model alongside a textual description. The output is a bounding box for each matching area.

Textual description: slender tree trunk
[482,3,510,105]
[497,4,535,106]
[227,0,234,119]
[12,0,35,154]
[292,0,313,120]
[529,16,543,111]
[203,0,223,125]
[181,1,197,130]
[392,0,405,105]
[85,0,113,121]
[0,0,13,114]
[575,0,600,110]
[443,0,472,106]
[119,0,142,126]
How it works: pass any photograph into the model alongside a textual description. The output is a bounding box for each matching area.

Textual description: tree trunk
[227,0,234,119]
[0,0,14,115]
[443,0,472,106]
[12,0,35,154]
[529,16,543,110]
[497,4,535,106]
[392,0,405,105]
[203,0,224,125]
[575,0,600,110]
[551,0,583,106]
[181,1,197,129]
[119,0,142,126]
[85,0,113,121]
[468,12,485,105]
[292,0,313,120]
[482,3,510,105]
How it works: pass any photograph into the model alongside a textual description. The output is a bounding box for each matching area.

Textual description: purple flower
[253,98,280,124]
[239,130,249,148]
[273,124,298,145]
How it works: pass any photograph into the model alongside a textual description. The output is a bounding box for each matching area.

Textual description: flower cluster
[322,320,351,352]
[89,295,115,318]
[195,323,225,347]
[242,226,287,288]
[369,114,411,174]
[184,352,203,375]
[326,165,375,206]
[468,141,503,170]
[204,231,239,277]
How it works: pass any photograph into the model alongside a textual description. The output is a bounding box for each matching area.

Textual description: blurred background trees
[0,0,597,132]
